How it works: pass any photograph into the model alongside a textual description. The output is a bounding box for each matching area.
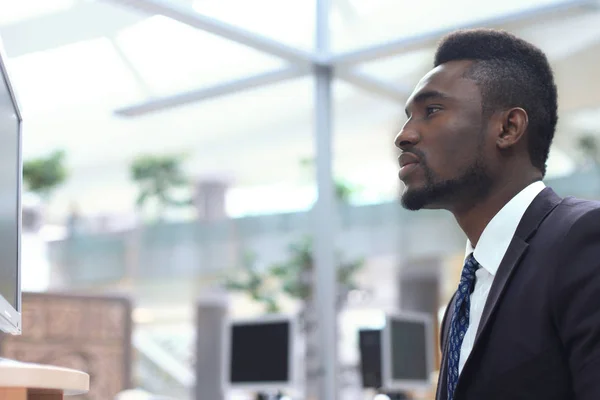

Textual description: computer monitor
[0,35,22,335]
[223,314,295,391]
[381,311,434,391]
[358,328,382,389]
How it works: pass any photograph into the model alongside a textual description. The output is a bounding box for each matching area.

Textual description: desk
[0,358,89,399]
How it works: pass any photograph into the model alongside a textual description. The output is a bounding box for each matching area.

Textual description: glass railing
[48,170,600,286]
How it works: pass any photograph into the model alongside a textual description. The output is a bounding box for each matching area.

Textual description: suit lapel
[458,187,562,385]
[474,238,528,342]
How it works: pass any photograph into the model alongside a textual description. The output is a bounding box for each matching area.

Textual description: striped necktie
[447,253,480,400]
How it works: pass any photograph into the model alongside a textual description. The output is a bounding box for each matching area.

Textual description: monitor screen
[0,37,22,335]
[389,319,428,380]
[382,312,433,391]
[226,316,293,389]
[358,329,382,388]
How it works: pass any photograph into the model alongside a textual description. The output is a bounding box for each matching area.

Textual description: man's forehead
[406,60,477,105]
[408,68,443,101]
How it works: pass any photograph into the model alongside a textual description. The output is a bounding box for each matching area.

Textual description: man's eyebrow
[404,90,451,117]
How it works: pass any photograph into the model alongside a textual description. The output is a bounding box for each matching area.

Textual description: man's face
[396,60,495,211]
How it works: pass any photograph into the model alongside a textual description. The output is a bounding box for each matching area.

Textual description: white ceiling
[2,0,600,219]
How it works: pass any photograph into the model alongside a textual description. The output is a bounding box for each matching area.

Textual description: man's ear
[497,107,529,150]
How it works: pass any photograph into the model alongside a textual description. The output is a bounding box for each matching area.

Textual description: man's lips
[398,153,420,180]
[399,152,420,168]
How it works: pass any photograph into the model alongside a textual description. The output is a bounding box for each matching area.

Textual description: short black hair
[434,28,558,176]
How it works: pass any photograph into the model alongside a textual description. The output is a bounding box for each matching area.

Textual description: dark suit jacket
[436,187,600,400]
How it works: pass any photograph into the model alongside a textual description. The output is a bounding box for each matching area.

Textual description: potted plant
[129,153,192,221]
[22,149,68,231]
[577,133,600,168]
[22,149,68,201]
[21,150,69,291]
[222,167,364,398]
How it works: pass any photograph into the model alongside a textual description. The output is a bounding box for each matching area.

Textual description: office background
[3,0,600,398]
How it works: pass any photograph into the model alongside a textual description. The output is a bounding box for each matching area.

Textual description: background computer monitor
[223,314,295,391]
[0,35,22,335]
[381,311,434,391]
[358,328,382,389]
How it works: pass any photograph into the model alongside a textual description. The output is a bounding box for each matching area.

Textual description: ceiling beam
[114,67,309,116]
[0,2,145,58]
[336,70,410,103]
[110,0,597,116]
[103,0,318,67]
[519,9,600,62]
[109,37,154,97]
[328,0,597,67]
[114,66,409,117]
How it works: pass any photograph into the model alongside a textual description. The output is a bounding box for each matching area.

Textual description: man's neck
[452,175,541,247]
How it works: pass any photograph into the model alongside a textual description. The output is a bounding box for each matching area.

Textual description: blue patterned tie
[447,253,480,400]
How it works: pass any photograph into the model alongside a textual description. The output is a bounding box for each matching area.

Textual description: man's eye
[426,106,442,116]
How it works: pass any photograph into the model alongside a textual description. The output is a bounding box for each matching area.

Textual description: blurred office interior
[3,0,600,399]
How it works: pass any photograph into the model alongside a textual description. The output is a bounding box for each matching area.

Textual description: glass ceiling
[190,0,572,51]
[0,0,75,25]
[3,0,600,219]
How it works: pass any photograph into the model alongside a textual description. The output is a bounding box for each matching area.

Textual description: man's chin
[400,188,443,211]
[400,190,428,211]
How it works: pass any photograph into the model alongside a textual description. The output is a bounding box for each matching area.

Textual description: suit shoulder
[560,195,600,210]
[550,197,600,237]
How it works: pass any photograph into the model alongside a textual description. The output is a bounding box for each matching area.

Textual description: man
[395,28,600,399]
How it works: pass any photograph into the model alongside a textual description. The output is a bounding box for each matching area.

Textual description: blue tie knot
[461,254,480,284]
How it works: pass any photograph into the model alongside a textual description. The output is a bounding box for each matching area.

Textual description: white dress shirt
[458,180,546,374]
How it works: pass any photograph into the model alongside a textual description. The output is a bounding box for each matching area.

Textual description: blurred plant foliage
[223,237,364,313]
[577,133,600,167]
[22,149,68,199]
[222,158,365,396]
[130,153,192,218]
[299,156,360,203]
[224,157,364,310]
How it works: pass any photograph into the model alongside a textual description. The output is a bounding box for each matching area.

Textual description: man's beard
[400,154,493,211]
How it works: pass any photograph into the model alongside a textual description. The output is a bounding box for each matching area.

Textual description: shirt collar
[465,181,546,276]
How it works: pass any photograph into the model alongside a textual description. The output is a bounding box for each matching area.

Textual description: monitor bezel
[381,310,434,392]
[0,34,22,335]
[222,313,296,392]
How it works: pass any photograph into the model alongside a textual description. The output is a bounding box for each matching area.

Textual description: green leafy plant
[222,252,280,313]
[268,236,363,303]
[130,153,191,217]
[22,150,68,199]
[299,156,359,203]
[224,158,364,396]
[224,161,364,316]
[577,134,600,166]
[223,238,364,313]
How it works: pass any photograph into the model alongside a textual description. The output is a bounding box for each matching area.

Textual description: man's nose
[394,127,420,149]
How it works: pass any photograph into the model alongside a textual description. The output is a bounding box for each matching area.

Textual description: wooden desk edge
[0,360,89,395]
